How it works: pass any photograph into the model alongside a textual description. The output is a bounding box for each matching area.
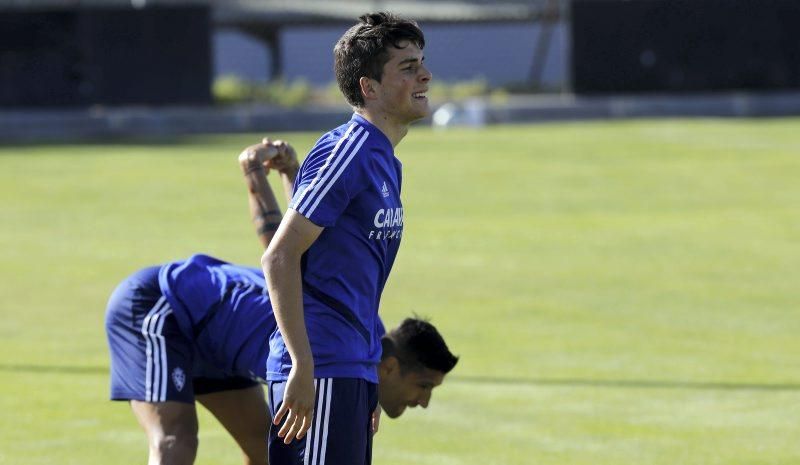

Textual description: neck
[355,108,409,148]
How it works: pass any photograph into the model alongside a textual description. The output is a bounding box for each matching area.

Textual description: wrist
[242,163,265,175]
[239,145,276,174]
[239,150,263,173]
[281,160,300,173]
[291,353,314,369]
[280,162,300,177]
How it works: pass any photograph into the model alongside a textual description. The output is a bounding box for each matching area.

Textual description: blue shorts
[267,378,378,465]
[105,266,259,403]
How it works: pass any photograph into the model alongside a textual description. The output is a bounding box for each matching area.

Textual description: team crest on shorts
[171,367,186,392]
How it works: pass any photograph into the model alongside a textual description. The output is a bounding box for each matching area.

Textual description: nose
[419,64,432,83]
[418,392,431,409]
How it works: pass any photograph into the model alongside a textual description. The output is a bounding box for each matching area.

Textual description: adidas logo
[381,181,390,198]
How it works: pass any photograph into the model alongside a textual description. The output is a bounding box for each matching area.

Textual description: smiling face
[378,356,446,418]
[366,41,432,125]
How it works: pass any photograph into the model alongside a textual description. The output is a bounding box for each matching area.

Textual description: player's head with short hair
[378,317,458,418]
[334,12,426,108]
[382,317,458,374]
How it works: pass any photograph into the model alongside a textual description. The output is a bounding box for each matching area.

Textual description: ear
[379,355,400,376]
[359,76,378,102]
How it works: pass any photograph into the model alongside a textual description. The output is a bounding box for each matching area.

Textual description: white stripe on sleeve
[292,124,358,212]
[303,130,369,218]
[296,125,368,216]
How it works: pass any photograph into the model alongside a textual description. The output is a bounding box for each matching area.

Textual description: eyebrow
[398,56,424,66]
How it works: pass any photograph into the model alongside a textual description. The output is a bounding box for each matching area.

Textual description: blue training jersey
[158,254,276,381]
[155,253,389,383]
[268,113,404,383]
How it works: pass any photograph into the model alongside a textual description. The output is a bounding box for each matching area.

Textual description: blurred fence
[572,0,800,94]
[0,4,212,107]
[4,91,800,142]
[2,0,800,140]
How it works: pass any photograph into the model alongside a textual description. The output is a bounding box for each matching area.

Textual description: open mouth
[412,91,427,100]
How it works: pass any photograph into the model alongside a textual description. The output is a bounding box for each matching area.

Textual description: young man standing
[261,12,432,465]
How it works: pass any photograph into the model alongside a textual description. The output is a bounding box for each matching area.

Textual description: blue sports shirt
[268,113,404,383]
[155,254,390,383]
[158,254,276,381]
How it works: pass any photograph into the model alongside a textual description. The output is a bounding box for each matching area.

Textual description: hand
[273,364,315,444]
[371,404,382,435]
[265,139,299,175]
[239,137,279,175]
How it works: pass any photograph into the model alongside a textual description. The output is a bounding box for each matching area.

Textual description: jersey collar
[350,113,393,150]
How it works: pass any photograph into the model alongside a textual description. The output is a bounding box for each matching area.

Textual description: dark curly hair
[381,317,459,374]
[334,12,426,108]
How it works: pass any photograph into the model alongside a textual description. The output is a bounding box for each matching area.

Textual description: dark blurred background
[571,0,800,94]
[2,0,799,137]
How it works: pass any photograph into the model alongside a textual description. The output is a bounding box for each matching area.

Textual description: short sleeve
[290,127,370,227]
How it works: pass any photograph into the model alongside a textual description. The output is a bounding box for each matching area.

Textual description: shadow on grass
[3,363,799,392]
[449,375,800,392]
[0,363,107,375]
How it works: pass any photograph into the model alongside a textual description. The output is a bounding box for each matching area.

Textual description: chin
[409,110,430,123]
[386,407,405,419]
[410,100,430,116]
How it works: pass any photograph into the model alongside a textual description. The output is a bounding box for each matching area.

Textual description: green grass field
[1,118,799,464]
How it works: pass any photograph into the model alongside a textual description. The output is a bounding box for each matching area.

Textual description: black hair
[333,11,426,107]
[381,317,459,374]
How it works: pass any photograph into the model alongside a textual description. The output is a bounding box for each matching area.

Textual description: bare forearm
[240,162,282,249]
[262,247,313,368]
[260,209,323,443]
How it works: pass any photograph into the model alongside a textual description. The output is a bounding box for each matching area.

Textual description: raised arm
[239,138,299,249]
[269,140,300,206]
